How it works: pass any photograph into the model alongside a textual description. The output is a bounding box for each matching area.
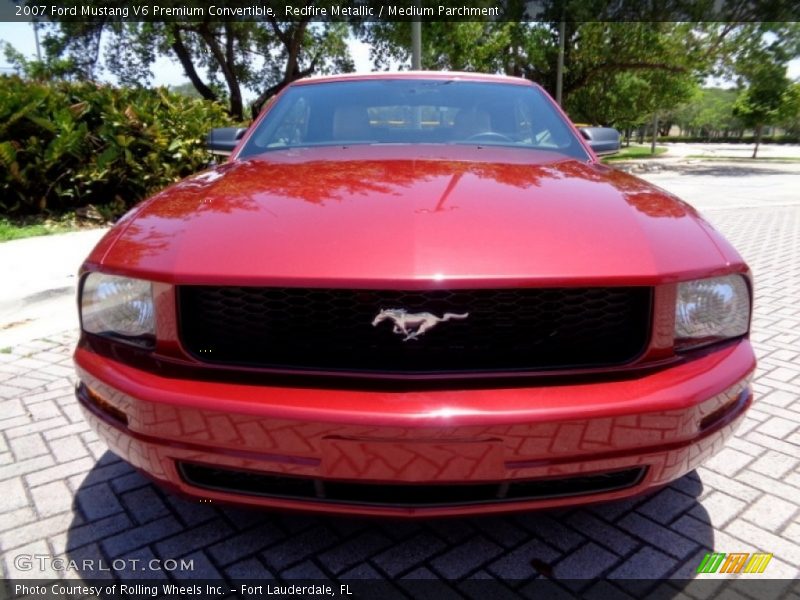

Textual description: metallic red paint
[84,146,743,288]
[74,72,755,515]
[74,341,753,517]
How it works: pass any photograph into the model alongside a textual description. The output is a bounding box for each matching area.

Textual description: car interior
[240,80,587,160]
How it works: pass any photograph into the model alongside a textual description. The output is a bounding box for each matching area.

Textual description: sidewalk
[0,228,108,347]
[660,142,800,160]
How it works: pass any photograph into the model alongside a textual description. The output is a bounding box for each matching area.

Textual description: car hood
[92,145,739,287]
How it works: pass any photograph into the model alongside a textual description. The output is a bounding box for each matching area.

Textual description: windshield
[238,79,590,161]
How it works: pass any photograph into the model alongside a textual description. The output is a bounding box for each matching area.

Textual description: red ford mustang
[74,72,755,517]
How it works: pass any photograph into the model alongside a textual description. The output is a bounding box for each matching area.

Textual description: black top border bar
[3,0,800,23]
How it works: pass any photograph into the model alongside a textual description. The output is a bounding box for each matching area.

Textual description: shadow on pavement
[62,451,714,597]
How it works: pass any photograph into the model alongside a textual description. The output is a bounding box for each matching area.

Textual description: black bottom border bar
[4,578,799,600]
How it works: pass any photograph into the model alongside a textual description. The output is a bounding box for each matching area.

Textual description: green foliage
[563,22,703,126]
[357,21,519,74]
[665,85,800,142]
[602,145,668,162]
[0,75,233,216]
[730,30,796,157]
[41,19,354,119]
[568,69,698,129]
[777,83,800,136]
[732,68,792,131]
[2,41,81,82]
[358,20,800,131]
[359,21,709,127]
[713,23,800,83]
[666,88,742,138]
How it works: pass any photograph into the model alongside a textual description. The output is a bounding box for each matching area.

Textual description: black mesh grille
[178,462,646,507]
[177,287,651,373]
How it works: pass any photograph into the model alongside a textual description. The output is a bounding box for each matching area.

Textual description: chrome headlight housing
[80,273,155,347]
[674,274,750,351]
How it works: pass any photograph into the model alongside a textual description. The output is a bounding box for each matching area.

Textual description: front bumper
[74,340,755,517]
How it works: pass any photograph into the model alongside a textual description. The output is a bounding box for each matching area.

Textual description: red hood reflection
[90,145,732,287]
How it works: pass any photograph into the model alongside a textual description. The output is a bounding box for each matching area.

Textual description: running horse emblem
[371,308,469,342]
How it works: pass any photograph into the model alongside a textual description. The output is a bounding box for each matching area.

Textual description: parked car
[74,72,754,517]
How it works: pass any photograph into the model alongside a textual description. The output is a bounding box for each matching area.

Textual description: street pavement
[0,148,798,593]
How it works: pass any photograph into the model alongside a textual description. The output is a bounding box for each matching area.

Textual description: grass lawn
[0,214,87,242]
[684,155,800,162]
[603,145,669,162]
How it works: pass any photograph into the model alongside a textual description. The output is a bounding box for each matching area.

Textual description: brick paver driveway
[1,158,798,593]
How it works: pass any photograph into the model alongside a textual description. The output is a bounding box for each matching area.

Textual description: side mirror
[206,127,247,155]
[579,127,621,156]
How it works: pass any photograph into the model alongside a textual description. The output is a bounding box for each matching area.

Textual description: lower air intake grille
[178,462,646,508]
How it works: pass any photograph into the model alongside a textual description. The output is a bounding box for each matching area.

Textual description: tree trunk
[651,112,658,154]
[752,124,762,158]
[170,27,218,103]
[197,23,243,120]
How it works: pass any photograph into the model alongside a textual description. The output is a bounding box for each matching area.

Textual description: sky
[2,22,799,90]
[0,22,375,85]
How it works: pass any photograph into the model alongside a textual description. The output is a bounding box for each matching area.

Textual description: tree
[665,87,741,139]
[733,67,792,157]
[777,82,800,137]
[358,19,727,127]
[2,41,81,82]
[692,88,740,138]
[730,24,799,157]
[566,61,699,129]
[357,5,800,131]
[36,17,353,120]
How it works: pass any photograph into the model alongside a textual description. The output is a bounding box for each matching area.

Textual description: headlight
[674,274,750,351]
[80,273,155,347]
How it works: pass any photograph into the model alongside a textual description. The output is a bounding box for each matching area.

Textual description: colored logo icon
[697,552,773,574]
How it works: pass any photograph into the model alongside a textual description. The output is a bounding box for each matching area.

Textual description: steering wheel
[465,131,513,143]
